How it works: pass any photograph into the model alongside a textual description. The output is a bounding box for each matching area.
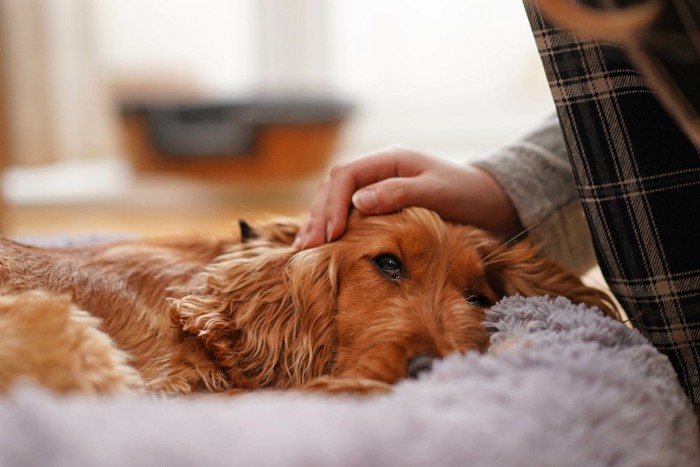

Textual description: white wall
[96,0,554,160]
[326,0,554,159]
[94,0,259,95]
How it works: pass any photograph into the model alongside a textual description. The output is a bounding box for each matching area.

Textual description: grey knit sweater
[473,115,596,274]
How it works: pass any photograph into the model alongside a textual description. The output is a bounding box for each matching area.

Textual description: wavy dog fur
[0,208,617,395]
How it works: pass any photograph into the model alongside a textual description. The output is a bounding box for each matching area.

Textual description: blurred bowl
[120,97,352,182]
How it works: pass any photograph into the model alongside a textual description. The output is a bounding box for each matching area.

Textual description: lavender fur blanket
[1,296,698,467]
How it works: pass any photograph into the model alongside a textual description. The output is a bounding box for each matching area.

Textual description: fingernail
[352,190,376,211]
[292,231,307,250]
[326,221,334,243]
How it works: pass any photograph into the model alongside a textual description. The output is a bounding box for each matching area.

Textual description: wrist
[468,165,524,241]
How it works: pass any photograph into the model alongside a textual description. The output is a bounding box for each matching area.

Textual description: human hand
[292,145,524,249]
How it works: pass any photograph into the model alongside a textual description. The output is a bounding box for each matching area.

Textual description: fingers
[292,172,349,250]
[294,176,336,250]
[294,148,427,250]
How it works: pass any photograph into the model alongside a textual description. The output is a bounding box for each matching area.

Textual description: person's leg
[524,0,700,407]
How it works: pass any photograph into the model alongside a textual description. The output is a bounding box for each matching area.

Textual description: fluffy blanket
[1,296,697,467]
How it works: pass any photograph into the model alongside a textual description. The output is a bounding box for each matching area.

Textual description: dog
[0,207,616,396]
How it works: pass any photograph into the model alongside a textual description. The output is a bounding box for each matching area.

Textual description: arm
[295,115,596,273]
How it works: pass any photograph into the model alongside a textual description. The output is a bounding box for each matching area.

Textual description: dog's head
[174,208,616,391]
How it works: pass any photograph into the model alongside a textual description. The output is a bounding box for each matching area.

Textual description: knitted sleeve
[472,115,597,274]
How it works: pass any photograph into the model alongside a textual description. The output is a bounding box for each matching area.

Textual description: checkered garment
[523,0,700,407]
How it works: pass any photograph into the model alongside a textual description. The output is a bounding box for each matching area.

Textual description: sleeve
[472,114,597,274]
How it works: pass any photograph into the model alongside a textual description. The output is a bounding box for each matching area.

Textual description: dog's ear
[478,236,618,319]
[238,219,259,242]
[242,217,301,246]
[172,242,338,389]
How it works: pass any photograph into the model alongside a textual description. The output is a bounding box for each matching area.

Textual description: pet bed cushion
[1,295,697,466]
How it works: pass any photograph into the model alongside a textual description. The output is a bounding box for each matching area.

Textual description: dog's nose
[407,352,437,379]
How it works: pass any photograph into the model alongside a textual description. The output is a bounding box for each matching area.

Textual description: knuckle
[382,143,411,155]
[307,207,324,222]
[381,144,405,155]
[316,176,331,191]
[327,163,349,180]
[380,145,426,165]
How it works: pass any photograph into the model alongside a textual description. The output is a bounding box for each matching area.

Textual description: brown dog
[0,208,616,395]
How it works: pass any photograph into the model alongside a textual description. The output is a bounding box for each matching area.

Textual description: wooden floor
[2,172,320,238]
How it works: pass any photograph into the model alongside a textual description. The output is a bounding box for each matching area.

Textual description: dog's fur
[0,208,616,395]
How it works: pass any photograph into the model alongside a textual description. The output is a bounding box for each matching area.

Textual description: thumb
[351,188,382,213]
[351,178,431,214]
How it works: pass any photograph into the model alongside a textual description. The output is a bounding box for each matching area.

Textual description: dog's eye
[374,254,403,279]
[464,293,493,308]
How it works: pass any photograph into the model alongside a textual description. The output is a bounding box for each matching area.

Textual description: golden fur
[0,291,143,394]
[0,208,617,395]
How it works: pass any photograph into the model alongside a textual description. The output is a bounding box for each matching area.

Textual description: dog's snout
[407,352,437,379]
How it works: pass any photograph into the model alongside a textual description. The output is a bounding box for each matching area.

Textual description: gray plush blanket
[1,296,698,467]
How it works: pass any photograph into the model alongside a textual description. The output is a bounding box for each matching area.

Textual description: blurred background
[0,0,554,238]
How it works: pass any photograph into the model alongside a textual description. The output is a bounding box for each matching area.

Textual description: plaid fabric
[523,0,700,406]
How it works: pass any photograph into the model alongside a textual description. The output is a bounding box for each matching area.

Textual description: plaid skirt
[524,0,700,407]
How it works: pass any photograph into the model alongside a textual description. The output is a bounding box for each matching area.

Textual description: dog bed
[1,295,697,467]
